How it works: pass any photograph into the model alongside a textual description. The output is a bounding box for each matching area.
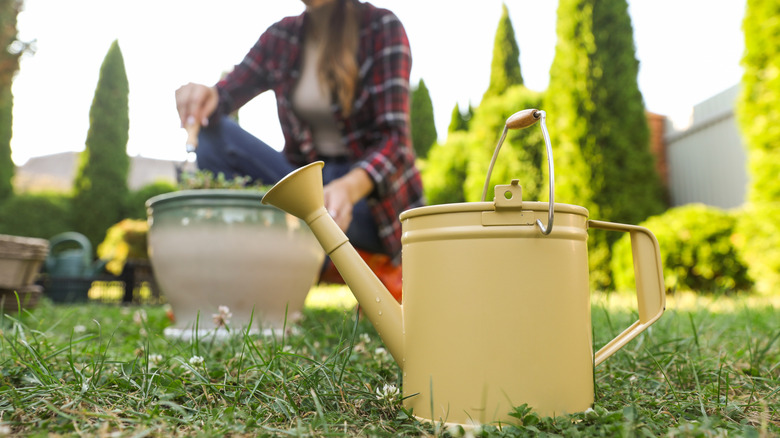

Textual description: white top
[291,5,349,157]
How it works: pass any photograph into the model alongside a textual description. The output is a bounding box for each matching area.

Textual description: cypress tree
[738,0,780,203]
[72,40,130,251]
[0,0,25,202]
[0,87,12,201]
[734,0,780,294]
[410,78,437,158]
[483,3,523,100]
[447,102,473,133]
[544,0,666,289]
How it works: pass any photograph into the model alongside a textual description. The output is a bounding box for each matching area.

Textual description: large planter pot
[0,234,49,290]
[0,234,48,313]
[146,189,324,335]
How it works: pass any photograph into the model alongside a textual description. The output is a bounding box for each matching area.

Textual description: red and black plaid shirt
[213,2,423,262]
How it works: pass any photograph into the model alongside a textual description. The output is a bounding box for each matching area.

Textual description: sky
[10,0,747,166]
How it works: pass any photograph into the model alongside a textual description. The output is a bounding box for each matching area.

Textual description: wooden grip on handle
[185,117,200,152]
[505,109,541,130]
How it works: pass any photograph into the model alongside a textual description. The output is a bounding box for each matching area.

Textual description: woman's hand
[323,168,374,231]
[175,83,219,128]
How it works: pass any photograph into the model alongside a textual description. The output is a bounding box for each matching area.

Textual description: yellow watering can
[262,109,665,427]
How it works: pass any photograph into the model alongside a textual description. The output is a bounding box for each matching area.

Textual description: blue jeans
[196,117,385,254]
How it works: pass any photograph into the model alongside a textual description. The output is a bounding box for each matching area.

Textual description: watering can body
[399,191,665,424]
[263,162,665,426]
[400,199,594,423]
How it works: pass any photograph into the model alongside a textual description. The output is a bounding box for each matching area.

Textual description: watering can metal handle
[588,220,666,366]
[481,109,555,235]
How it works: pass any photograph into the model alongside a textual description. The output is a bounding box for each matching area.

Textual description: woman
[175,0,423,301]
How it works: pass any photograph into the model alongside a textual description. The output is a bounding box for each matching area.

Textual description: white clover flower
[447,424,465,437]
[359,333,371,344]
[148,354,163,366]
[212,305,233,328]
[73,325,86,333]
[133,309,147,325]
[188,355,204,366]
[374,347,388,359]
[80,378,90,393]
[375,383,400,402]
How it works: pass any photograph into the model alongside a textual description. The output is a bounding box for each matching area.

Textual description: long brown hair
[319,0,359,116]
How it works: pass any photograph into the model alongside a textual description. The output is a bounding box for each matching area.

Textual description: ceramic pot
[1,284,43,314]
[0,234,48,289]
[146,189,324,334]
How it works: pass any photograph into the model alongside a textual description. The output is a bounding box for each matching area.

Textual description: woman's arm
[352,9,415,199]
[212,16,303,122]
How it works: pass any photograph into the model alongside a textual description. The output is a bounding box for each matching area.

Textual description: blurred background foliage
[1,0,779,295]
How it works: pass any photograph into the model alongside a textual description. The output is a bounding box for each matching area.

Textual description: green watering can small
[44,232,108,302]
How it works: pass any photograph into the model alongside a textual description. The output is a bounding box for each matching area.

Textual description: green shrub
[611,204,752,293]
[0,192,73,239]
[422,85,544,206]
[462,86,544,203]
[126,180,177,219]
[422,131,469,205]
[733,202,780,295]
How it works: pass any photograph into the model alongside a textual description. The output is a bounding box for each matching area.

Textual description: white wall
[665,84,747,209]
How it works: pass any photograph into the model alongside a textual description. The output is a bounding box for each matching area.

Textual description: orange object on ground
[319,249,402,303]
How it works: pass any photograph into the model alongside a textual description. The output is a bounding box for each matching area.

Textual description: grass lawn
[0,287,778,437]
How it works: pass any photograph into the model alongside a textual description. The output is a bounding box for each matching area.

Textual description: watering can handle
[481,109,555,235]
[588,220,666,366]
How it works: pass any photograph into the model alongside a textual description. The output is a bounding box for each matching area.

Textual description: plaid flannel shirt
[213,2,423,262]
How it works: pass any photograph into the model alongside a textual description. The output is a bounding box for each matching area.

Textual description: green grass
[1,287,778,437]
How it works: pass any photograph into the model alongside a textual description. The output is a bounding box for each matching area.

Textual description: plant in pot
[146,170,325,338]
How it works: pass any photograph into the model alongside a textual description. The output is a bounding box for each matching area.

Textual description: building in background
[14,153,195,193]
[662,84,747,209]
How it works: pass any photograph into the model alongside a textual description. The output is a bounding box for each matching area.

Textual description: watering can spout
[262,162,405,365]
